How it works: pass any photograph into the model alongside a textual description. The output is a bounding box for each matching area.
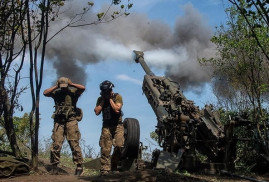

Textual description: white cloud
[116,74,142,85]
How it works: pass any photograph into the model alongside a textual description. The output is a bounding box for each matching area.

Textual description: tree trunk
[32,100,40,171]
[2,89,21,157]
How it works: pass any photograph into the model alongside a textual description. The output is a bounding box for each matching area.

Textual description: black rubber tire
[121,118,140,159]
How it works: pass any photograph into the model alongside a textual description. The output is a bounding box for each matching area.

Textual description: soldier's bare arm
[43,85,58,97]
[68,80,85,95]
[109,93,122,113]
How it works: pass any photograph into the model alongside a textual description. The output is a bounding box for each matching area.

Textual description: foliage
[215,107,269,172]
[202,1,269,165]
[175,169,191,176]
[38,137,52,159]
[13,113,32,156]
[37,136,101,175]
[38,136,99,160]
[0,0,29,158]
[0,114,32,156]
[150,131,158,143]
[80,139,99,159]
[200,3,269,125]
[228,0,269,61]
[0,119,11,152]
[95,0,133,21]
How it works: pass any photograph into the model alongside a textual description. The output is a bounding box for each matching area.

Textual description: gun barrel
[133,50,155,76]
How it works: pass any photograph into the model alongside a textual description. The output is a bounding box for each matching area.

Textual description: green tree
[200,4,269,168]
[0,0,28,158]
[13,113,32,155]
[201,4,269,113]
[0,113,31,155]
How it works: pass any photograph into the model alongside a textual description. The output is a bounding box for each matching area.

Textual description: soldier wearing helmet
[43,77,85,176]
[94,80,124,175]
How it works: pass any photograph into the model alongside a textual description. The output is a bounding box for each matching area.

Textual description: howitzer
[133,50,231,171]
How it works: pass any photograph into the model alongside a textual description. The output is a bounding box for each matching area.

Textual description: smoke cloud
[46,1,215,91]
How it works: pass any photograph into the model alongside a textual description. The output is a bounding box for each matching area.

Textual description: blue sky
[17,0,229,155]
[133,0,228,27]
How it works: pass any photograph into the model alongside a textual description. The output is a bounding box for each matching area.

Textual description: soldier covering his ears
[43,77,85,175]
[94,80,124,175]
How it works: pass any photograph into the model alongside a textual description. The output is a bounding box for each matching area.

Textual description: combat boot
[52,164,59,175]
[75,164,83,176]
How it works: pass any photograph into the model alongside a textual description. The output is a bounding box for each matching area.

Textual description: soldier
[43,77,85,175]
[94,80,124,175]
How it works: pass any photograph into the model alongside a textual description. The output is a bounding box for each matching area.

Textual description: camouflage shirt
[96,93,123,126]
[50,86,80,121]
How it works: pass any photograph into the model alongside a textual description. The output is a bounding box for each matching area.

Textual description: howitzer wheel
[121,118,140,159]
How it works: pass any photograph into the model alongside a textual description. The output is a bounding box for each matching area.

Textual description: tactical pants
[99,124,124,172]
[50,119,83,165]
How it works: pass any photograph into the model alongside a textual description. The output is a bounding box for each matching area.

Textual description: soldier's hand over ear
[68,79,72,85]
[110,92,113,99]
[56,81,59,88]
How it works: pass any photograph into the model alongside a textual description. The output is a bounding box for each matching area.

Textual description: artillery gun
[133,50,235,172]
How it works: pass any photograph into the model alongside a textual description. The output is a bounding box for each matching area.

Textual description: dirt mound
[1,159,268,182]
[1,168,266,182]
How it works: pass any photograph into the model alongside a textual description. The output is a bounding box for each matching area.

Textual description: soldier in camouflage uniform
[43,77,85,175]
[94,80,124,175]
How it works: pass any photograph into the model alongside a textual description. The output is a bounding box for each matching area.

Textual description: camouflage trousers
[50,119,83,165]
[99,124,124,172]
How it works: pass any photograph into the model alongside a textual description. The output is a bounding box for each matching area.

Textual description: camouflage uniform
[49,86,83,165]
[96,93,124,172]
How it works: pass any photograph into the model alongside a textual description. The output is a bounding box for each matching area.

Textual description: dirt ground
[1,162,269,182]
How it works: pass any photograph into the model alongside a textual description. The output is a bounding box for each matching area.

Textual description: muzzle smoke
[46,2,215,91]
